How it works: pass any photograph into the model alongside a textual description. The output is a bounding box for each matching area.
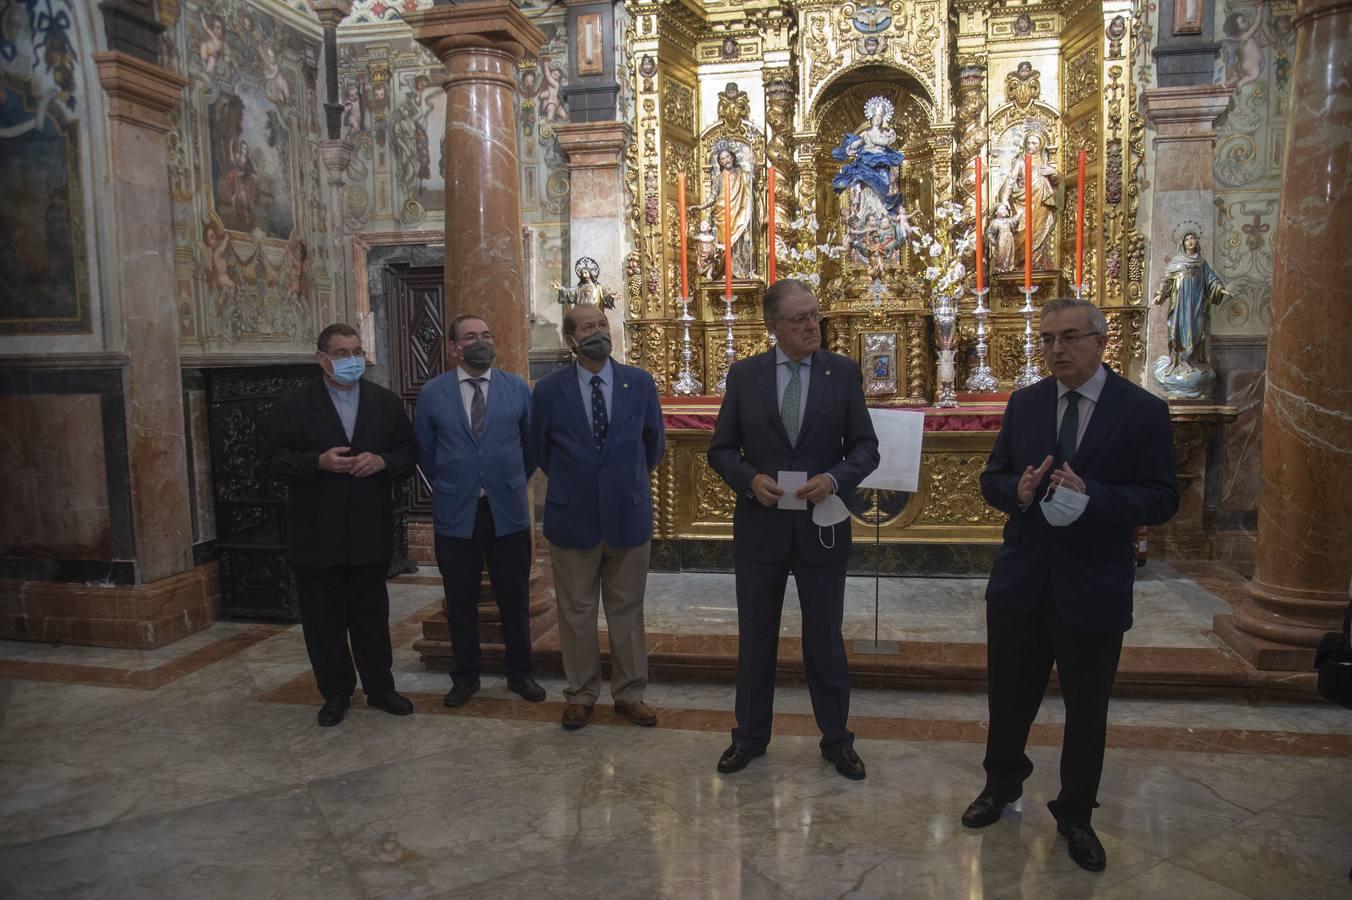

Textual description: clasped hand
[750,473,834,507]
[319,446,386,478]
[1016,454,1085,506]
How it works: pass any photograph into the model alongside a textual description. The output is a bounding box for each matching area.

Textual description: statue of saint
[831,96,909,241]
[1152,229,1231,399]
[693,216,719,280]
[553,257,616,309]
[694,145,756,279]
[994,129,1059,272]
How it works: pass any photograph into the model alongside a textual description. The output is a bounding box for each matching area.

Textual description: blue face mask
[328,355,365,386]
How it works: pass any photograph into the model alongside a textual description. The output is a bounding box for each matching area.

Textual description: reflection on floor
[2,578,1349,899]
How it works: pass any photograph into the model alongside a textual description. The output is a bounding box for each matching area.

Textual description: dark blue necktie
[590,374,609,452]
[1058,390,1081,465]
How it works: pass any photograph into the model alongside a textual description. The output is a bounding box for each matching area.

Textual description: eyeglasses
[1039,332,1102,348]
[774,310,822,328]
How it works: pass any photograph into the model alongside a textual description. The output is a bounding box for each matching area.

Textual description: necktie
[1057,390,1081,465]
[590,374,609,452]
[782,361,802,444]
[469,377,487,440]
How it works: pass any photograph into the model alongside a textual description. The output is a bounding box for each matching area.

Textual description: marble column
[554,121,629,355]
[406,1,545,378]
[95,52,193,584]
[1214,0,1352,670]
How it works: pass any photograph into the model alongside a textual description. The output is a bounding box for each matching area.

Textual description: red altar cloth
[661,395,1006,432]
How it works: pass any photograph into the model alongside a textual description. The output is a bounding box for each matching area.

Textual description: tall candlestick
[677,172,689,298]
[723,170,733,298]
[1023,152,1033,292]
[1075,149,1086,289]
[767,164,776,284]
[974,156,984,291]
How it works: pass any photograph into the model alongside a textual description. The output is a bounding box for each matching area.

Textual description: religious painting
[0,0,89,336]
[861,332,898,398]
[576,13,604,77]
[207,86,295,238]
[389,70,446,221]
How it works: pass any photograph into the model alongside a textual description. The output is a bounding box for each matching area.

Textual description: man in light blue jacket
[415,314,544,707]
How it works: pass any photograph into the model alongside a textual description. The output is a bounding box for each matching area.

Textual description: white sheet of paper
[776,470,808,510]
[860,409,925,493]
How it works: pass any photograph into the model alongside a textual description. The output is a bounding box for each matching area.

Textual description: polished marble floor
[2,578,1350,899]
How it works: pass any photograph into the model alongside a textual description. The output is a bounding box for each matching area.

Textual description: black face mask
[460,340,496,369]
[574,332,612,362]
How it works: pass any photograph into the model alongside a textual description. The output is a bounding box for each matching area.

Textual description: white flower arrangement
[911,200,975,304]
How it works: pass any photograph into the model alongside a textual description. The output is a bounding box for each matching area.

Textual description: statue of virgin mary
[831,96,909,265]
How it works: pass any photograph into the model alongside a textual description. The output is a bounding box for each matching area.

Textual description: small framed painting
[861,332,899,398]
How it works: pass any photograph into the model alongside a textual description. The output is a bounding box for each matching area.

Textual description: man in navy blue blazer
[414,314,545,708]
[531,303,666,730]
[962,298,1178,873]
[708,279,880,780]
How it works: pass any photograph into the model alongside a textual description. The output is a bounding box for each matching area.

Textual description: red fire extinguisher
[1134,526,1149,567]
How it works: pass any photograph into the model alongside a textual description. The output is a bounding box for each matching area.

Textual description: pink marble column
[1215,0,1352,670]
[406,2,545,377]
[95,52,194,584]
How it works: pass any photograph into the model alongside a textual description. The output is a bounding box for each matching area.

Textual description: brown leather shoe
[615,700,657,727]
[561,703,592,730]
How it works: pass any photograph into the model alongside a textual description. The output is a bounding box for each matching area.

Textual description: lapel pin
[825,369,831,376]
[623,382,629,388]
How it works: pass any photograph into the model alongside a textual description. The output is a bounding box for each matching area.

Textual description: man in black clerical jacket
[261,323,418,727]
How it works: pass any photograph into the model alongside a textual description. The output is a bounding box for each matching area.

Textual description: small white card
[777,470,808,510]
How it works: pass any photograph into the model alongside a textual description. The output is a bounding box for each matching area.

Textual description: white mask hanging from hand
[1040,483,1089,527]
[812,494,851,549]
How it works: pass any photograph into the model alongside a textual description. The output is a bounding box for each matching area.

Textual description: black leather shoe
[443,678,481,708]
[962,794,1017,829]
[717,743,765,774]
[317,694,350,727]
[506,676,546,703]
[821,744,867,780]
[1058,823,1107,872]
[366,690,414,716]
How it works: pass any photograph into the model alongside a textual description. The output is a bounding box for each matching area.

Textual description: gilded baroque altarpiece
[620,0,1149,544]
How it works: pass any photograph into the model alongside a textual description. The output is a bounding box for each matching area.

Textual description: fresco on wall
[1211,0,1296,336]
[0,0,90,336]
[169,0,328,351]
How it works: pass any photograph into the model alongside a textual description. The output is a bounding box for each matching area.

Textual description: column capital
[554,121,629,171]
[405,0,546,62]
[95,51,188,135]
[1140,84,1233,143]
[311,0,352,29]
[319,139,355,186]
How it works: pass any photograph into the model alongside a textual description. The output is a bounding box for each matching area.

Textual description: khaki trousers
[549,540,651,706]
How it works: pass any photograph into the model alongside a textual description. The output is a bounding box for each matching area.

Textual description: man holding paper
[962,298,1178,873]
[708,279,880,779]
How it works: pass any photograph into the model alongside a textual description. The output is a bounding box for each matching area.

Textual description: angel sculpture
[553,257,616,309]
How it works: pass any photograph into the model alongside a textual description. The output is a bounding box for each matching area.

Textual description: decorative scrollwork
[693,454,736,522]
[917,454,1005,525]
[1064,47,1099,109]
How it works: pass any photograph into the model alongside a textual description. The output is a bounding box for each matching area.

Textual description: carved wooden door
[385,263,445,514]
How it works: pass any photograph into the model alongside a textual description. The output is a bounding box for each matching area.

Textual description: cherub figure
[200,221,237,310]
[198,13,227,74]
[694,216,719,280]
[1223,5,1268,91]
[987,202,1019,273]
[262,43,289,105]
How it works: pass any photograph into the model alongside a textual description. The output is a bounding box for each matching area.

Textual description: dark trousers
[434,498,533,683]
[292,562,395,701]
[982,600,1124,827]
[732,539,852,752]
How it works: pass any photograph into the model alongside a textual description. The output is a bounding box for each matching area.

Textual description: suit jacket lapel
[793,350,829,448]
[563,362,596,453]
[1073,366,1128,467]
[350,381,379,450]
[752,351,792,449]
[444,371,474,442]
[309,378,351,447]
[602,363,634,460]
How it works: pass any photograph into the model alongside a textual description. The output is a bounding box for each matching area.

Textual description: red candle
[767,164,777,284]
[1023,152,1033,292]
[973,156,983,292]
[723,169,733,299]
[1075,149,1086,288]
[677,172,689,298]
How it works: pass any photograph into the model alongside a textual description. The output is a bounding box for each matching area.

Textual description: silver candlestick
[1013,284,1041,389]
[1073,282,1085,301]
[932,293,959,408]
[965,287,998,392]
[671,295,702,396]
[716,291,736,395]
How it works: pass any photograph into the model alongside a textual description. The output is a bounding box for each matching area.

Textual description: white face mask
[1040,483,1089,527]
[812,494,852,549]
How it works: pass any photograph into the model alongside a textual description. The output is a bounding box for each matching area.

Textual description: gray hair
[762,278,814,321]
[1041,297,1107,335]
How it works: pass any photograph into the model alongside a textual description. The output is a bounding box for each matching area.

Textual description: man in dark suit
[531,303,665,730]
[708,279,880,779]
[262,323,418,727]
[415,314,545,708]
[962,298,1179,872]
